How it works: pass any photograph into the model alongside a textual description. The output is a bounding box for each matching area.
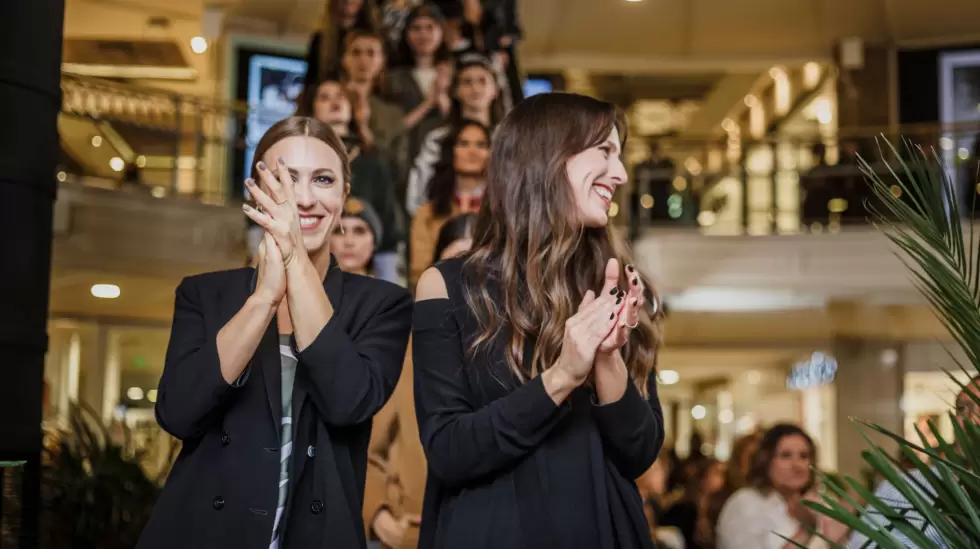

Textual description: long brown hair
[748,423,816,494]
[461,92,662,391]
[250,116,351,187]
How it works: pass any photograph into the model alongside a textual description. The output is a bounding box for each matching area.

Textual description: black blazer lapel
[291,257,344,480]
[249,268,282,440]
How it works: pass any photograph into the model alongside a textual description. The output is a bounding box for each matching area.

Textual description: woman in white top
[716,424,848,549]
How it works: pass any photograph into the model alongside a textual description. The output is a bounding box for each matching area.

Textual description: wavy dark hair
[433,213,477,264]
[391,3,451,68]
[748,423,816,495]
[460,92,662,392]
[428,119,490,217]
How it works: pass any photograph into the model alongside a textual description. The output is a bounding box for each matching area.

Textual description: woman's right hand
[254,232,286,306]
[372,509,419,549]
[556,289,621,384]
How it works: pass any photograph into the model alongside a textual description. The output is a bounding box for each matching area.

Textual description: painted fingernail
[277,155,285,164]
[618,289,626,298]
[632,298,639,307]
[609,312,615,319]
[609,288,618,295]
[242,204,252,211]
[631,276,638,285]
[256,161,266,170]
[627,264,634,272]
[616,296,622,305]
[245,178,255,186]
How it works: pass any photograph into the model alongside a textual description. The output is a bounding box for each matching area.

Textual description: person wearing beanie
[332,196,385,277]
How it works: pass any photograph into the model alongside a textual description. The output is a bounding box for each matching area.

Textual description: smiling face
[564,126,627,228]
[331,216,374,274]
[260,136,348,258]
[312,81,352,126]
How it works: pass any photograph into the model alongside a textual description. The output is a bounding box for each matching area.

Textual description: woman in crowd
[331,197,385,277]
[703,431,762,548]
[340,29,408,176]
[301,73,403,283]
[384,3,453,178]
[406,53,503,215]
[139,117,413,549]
[306,0,377,84]
[716,424,847,549]
[363,213,478,549]
[409,119,489,286]
[412,92,665,548]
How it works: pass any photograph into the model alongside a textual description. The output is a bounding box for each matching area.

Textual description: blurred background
[7,0,980,545]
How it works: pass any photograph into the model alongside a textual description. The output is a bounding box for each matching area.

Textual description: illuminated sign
[786,352,837,390]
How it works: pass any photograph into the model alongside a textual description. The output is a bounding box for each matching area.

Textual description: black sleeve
[155,277,243,440]
[593,371,664,479]
[413,298,568,487]
[297,286,413,427]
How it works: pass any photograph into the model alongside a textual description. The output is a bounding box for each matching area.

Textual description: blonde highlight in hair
[460,93,662,392]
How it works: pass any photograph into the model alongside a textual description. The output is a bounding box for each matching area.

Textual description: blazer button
[306,445,315,458]
[310,500,323,514]
[213,496,225,510]
[220,431,231,445]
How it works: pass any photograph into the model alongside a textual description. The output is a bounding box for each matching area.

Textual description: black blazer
[138,260,413,549]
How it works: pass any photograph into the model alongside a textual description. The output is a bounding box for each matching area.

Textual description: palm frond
[801,138,980,549]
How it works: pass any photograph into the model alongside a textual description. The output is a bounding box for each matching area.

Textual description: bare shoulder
[416,266,449,301]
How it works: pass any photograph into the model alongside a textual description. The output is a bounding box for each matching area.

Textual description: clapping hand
[242,157,310,269]
[582,259,646,355]
[555,281,622,384]
[253,232,286,306]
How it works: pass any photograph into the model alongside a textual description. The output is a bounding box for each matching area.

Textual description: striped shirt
[846,468,944,549]
[270,335,297,549]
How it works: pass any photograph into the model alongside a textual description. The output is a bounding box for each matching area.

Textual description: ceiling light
[147,389,158,403]
[91,283,121,299]
[109,157,125,172]
[719,409,734,424]
[658,370,679,385]
[91,135,102,147]
[691,405,707,420]
[126,387,144,401]
[190,36,208,54]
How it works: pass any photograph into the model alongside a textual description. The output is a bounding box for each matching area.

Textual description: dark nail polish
[632,298,638,306]
[245,178,255,186]
[277,156,285,164]
[627,264,634,273]
[631,276,638,285]
[257,161,266,170]
[616,297,622,305]
[609,313,615,319]
[618,289,626,298]
[609,288,617,295]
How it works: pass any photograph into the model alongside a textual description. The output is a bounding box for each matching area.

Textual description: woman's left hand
[592,259,645,354]
[242,157,308,268]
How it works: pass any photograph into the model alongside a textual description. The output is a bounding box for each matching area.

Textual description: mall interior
[5,0,980,545]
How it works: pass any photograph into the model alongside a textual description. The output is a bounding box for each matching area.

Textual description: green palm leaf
[797,138,980,549]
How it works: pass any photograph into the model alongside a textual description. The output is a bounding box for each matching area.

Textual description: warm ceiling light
[91,135,102,147]
[126,387,144,401]
[91,283,121,299]
[109,157,125,172]
[190,36,208,54]
[658,370,679,385]
[691,405,707,420]
[147,389,159,403]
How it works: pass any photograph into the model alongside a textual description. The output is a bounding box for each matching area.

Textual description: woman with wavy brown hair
[412,92,665,549]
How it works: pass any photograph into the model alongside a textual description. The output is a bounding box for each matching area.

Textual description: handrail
[60,71,249,114]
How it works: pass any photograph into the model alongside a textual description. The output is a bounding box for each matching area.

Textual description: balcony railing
[58,73,249,206]
[628,125,980,238]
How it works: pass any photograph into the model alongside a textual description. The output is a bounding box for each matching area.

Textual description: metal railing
[627,125,980,237]
[58,72,249,206]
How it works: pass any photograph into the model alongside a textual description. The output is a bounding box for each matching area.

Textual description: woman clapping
[140,117,413,549]
[412,93,665,549]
